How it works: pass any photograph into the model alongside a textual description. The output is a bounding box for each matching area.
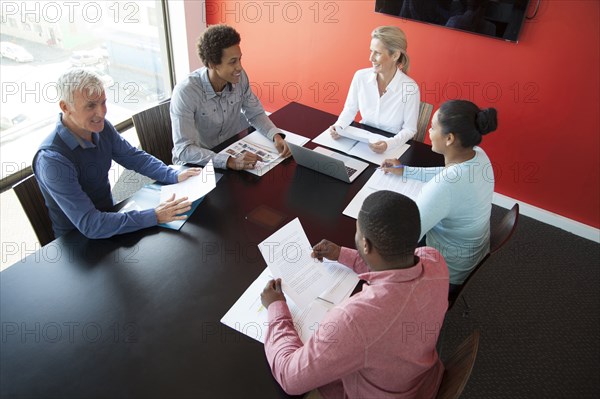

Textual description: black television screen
[375,0,531,42]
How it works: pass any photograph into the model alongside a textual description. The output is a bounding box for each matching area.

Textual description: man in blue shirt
[34,68,201,239]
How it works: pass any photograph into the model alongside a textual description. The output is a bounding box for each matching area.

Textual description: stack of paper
[343,169,425,219]
[219,130,310,176]
[156,160,215,202]
[119,161,218,230]
[221,218,359,343]
[337,125,382,143]
[312,126,409,165]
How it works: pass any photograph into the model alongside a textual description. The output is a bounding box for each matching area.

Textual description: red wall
[204,1,600,229]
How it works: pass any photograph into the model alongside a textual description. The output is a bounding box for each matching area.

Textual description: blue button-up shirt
[34,115,179,239]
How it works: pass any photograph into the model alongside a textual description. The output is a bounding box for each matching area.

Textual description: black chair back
[131,100,174,165]
[436,330,480,399]
[13,174,55,246]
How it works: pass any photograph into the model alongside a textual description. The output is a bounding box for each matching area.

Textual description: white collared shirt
[336,68,420,149]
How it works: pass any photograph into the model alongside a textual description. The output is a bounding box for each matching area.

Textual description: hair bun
[476,108,498,135]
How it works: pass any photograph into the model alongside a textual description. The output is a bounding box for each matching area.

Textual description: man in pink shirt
[261,191,449,398]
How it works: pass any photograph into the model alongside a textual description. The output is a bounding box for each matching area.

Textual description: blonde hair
[371,26,410,74]
[58,68,104,105]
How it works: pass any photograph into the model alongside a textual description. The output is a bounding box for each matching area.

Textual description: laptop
[289,143,369,183]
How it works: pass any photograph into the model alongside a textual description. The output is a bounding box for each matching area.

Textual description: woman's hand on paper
[369,140,388,153]
[154,194,192,223]
[261,278,286,308]
[329,125,342,140]
[177,167,202,182]
[311,239,341,262]
[379,158,405,175]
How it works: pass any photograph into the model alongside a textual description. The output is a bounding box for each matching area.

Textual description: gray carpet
[113,174,600,398]
[439,207,600,398]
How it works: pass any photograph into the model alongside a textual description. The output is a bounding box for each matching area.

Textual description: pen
[317,297,334,305]
[377,164,404,170]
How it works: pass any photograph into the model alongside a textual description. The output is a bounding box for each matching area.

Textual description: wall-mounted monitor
[375,0,531,42]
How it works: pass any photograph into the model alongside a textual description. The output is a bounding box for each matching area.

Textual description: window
[147,6,158,27]
[0,0,172,181]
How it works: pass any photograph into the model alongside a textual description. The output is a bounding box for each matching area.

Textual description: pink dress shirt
[264,246,449,398]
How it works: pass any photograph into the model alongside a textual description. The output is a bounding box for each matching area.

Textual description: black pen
[377,164,403,170]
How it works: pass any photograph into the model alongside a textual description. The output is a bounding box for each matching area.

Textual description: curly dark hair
[197,24,241,67]
[358,191,420,263]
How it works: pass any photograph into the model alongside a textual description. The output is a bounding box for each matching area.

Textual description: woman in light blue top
[381,100,498,292]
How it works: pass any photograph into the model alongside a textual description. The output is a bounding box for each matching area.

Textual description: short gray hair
[58,68,104,105]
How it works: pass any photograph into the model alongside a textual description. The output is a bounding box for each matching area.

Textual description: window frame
[0,0,177,194]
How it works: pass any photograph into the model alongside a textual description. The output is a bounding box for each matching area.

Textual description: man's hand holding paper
[261,278,286,308]
[258,218,330,310]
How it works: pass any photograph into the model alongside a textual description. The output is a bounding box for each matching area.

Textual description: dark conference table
[0,102,443,398]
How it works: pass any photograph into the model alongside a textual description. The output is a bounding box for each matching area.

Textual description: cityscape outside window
[1,0,172,180]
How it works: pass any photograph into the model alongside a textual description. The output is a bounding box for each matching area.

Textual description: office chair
[436,330,480,399]
[449,204,520,316]
[13,174,55,247]
[131,99,174,165]
[414,101,434,142]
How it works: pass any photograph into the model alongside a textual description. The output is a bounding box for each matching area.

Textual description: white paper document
[219,130,310,177]
[222,217,360,343]
[258,217,332,310]
[337,125,387,144]
[312,128,409,165]
[311,130,356,152]
[343,169,426,219]
[160,160,216,202]
[220,259,358,343]
[367,168,426,197]
[220,267,273,343]
[318,259,361,305]
[220,268,333,343]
